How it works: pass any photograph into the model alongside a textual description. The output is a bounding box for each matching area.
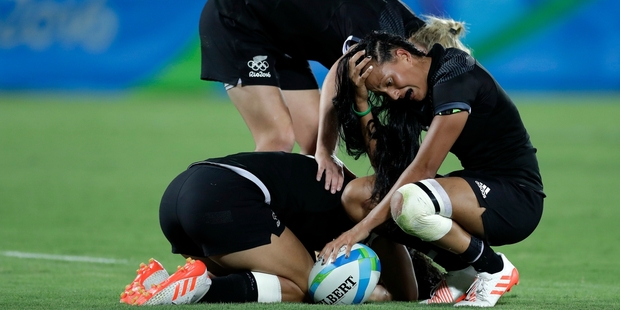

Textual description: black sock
[428,248,470,272]
[459,236,503,273]
[199,272,258,303]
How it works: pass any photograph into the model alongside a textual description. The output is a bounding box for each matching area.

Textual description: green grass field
[1,91,619,310]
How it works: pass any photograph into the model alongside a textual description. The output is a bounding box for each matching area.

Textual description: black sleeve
[432,72,481,115]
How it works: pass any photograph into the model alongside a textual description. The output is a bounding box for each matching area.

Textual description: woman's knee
[391,181,453,242]
[253,126,296,152]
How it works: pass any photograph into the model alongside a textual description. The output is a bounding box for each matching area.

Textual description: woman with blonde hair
[410,15,471,54]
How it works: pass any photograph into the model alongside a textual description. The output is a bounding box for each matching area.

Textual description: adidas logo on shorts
[475,181,490,198]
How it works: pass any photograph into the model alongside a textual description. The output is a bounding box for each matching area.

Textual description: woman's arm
[316,59,345,193]
[316,51,377,191]
[407,111,468,180]
[349,52,378,166]
[354,96,377,166]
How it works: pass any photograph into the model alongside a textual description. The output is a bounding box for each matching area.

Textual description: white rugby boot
[454,253,519,307]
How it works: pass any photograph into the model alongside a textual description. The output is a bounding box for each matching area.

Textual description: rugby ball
[308,243,381,304]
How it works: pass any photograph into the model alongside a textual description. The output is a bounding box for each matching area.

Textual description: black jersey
[190,151,355,251]
[423,44,544,194]
[212,0,424,68]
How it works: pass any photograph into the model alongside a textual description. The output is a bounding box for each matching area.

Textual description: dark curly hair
[410,249,445,299]
[332,31,428,202]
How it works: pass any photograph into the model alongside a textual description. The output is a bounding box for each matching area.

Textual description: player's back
[212,0,423,67]
[193,151,356,251]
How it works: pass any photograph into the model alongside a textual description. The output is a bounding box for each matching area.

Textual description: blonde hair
[409,15,471,55]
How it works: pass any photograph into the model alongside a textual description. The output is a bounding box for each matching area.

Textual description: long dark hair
[333,32,427,202]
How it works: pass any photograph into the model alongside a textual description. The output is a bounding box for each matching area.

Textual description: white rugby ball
[308,243,381,304]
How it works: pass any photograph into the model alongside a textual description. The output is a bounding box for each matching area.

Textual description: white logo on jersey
[247,55,271,78]
[475,181,491,198]
[272,211,281,227]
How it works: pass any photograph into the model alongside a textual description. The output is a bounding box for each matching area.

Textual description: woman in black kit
[119,152,443,305]
[319,32,545,307]
[199,0,425,155]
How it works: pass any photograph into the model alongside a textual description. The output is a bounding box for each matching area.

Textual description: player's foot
[420,265,477,304]
[134,258,170,289]
[120,258,169,304]
[454,253,519,307]
[135,257,211,306]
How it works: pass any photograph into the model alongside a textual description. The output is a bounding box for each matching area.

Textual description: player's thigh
[434,177,485,237]
[445,171,544,246]
[209,227,315,292]
[282,89,320,154]
[227,85,293,132]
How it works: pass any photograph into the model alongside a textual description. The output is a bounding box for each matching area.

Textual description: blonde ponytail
[409,15,471,55]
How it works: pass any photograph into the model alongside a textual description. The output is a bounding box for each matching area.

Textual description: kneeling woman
[120,152,440,305]
[320,32,546,307]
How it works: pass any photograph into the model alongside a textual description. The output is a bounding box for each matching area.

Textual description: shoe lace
[468,275,491,302]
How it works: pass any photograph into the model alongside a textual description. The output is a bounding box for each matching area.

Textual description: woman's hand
[348,51,374,108]
[315,150,345,194]
[319,223,371,264]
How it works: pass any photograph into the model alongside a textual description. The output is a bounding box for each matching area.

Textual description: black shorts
[199,0,318,90]
[447,170,545,246]
[159,164,285,257]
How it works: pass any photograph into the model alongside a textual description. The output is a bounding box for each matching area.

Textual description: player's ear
[395,48,411,63]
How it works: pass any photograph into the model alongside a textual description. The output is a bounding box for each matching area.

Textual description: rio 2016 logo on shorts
[247,55,271,78]
[308,243,381,305]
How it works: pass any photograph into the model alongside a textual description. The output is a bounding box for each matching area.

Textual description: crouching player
[119,152,443,305]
